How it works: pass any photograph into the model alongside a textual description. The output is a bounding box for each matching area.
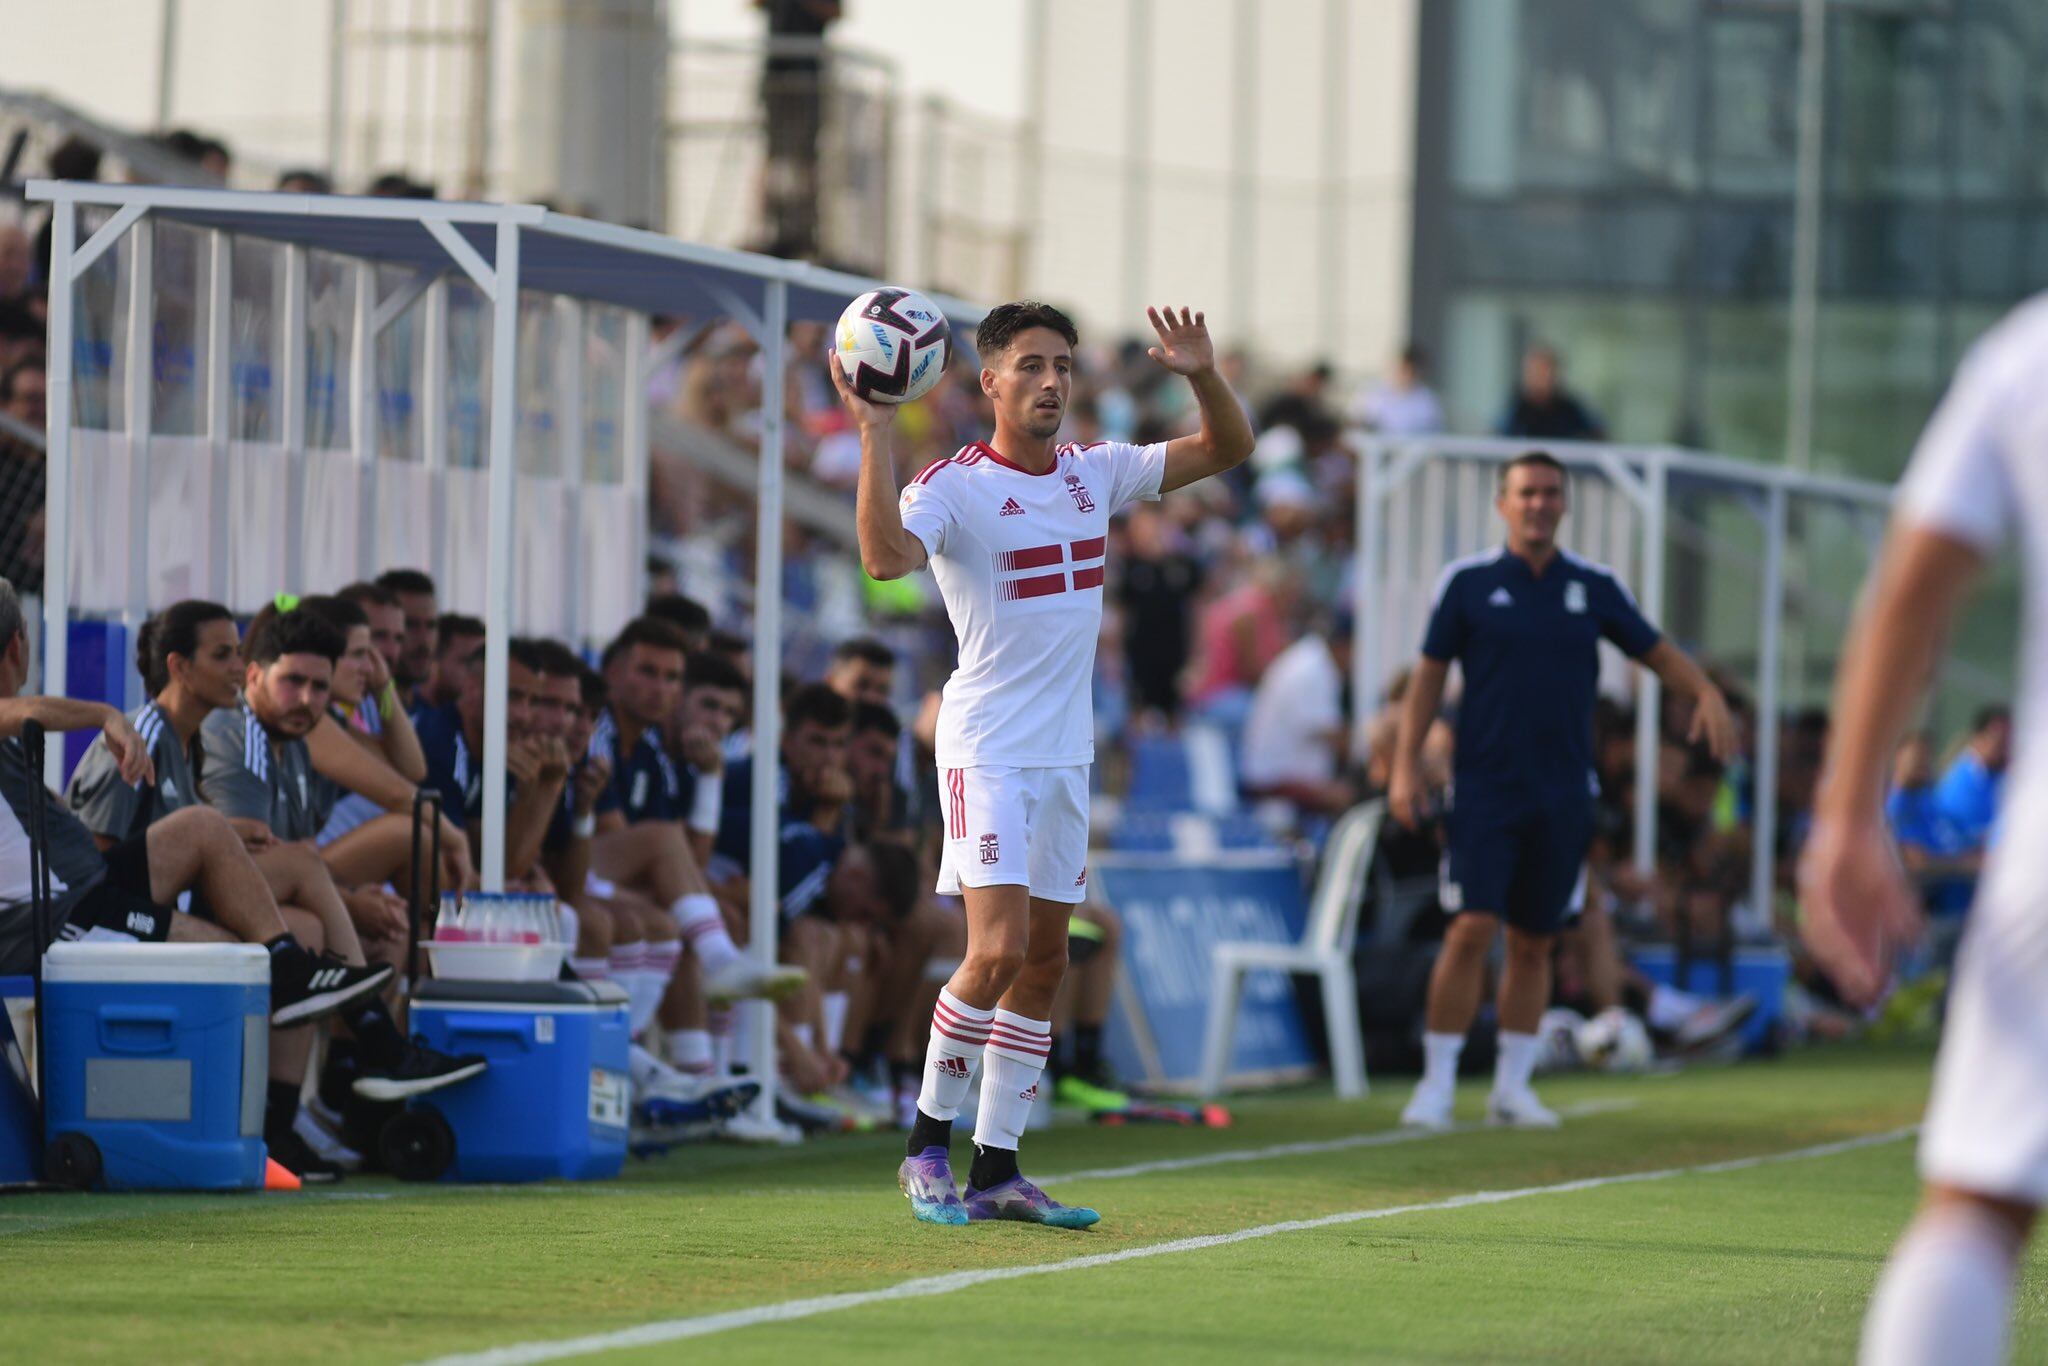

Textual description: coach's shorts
[55,834,178,947]
[1440,793,1591,935]
[1921,871,2048,1202]
[935,764,1091,905]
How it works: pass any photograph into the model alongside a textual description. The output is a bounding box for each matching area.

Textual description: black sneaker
[270,950,393,1027]
[266,1126,343,1185]
[352,1035,487,1102]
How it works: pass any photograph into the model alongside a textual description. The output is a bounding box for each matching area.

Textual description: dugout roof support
[29,181,981,1126]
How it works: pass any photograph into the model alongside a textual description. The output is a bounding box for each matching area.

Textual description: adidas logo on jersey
[999,497,1025,516]
[1488,587,1514,607]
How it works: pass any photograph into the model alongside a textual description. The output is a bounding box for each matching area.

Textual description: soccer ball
[1535,1007,1589,1074]
[834,287,952,405]
[1574,1007,1654,1073]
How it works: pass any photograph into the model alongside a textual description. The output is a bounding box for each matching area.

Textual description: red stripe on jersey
[1000,572,1066,602]
[1072,565,1105,591]
[996,544,1061,572]
[1069,536,1106,560]
[912,457,951,485]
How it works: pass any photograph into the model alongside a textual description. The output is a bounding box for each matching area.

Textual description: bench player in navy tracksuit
[1389,450,1735,1129]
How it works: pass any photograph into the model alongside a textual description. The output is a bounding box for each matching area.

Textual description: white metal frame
[1353,435,1892,930]
[29,179,982,1130]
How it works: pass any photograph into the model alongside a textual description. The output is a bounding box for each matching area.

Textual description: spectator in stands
[1187,559,1301,728]
[419,613,486,712]
[1932,705,2009,850]
[33,137,101,285]
[1239,612,1355,816]
[373,568,440,702]
[276,169,333,195]
[1115,503,1202,725]
[0,357,47,595]
[0,224,30,307]
[0,308,41,379]
[1257,360,1336,437]
[367,173,435,199]
[1499,344,1605,441]
[1354,344,1445,437]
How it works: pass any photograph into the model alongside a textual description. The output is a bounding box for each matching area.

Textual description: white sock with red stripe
[671,894,742,972]
[917,988,994,1121]
[608,939,646,985]
[628,938,682,1036]
[972,1008,1051,1151]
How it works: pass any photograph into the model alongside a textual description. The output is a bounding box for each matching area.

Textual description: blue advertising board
[1094,853,1317,1089]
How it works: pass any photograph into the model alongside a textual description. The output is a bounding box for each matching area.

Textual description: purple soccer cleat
[963,1176,1101,1230]
[898,1146,969,1226]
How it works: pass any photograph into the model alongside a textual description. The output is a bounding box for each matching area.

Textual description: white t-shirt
[1895,293,2048,918]
[1240,636,1343,788]
[902,439,1167,768]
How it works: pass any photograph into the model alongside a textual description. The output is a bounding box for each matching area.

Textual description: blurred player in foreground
[837,301,1252,1229]
[1800,299,2048,1366]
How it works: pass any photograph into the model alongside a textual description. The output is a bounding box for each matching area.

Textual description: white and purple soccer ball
[834,287,952,405]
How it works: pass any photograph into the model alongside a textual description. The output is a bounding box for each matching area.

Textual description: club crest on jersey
[979,832,1000,865]
[1064,473,1095,513]
[1565,580,1587,614]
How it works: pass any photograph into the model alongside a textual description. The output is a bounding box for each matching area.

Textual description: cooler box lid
[43,942,269,986]
[413,978,629,1008]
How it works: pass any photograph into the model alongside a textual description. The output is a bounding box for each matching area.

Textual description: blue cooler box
[42,943,269,1190]
[1630,944,1790,1052]
[1,976,38,1185]
[410,978,630,1183]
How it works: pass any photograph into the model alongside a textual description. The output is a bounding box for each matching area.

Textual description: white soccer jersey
[901,439,1167,768]
[1895,292,2048,1200]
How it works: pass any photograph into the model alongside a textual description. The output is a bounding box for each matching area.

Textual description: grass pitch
[4,1044,2033,1363]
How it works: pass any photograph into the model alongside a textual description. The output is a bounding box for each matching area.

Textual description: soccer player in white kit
[1800,295,2048,1365]
[833,301,1253,1228]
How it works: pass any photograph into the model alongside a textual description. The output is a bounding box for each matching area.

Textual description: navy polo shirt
[1422,546,1660,802]
[714,754,845,918]
[412,701,481,830]
[589,709,681,824]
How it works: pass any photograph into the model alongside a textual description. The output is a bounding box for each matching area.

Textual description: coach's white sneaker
[1400,1085,1455,1130]
[1485,1087,1561,1129]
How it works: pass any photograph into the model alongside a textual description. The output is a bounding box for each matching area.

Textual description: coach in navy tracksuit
[1389,450,1734,1130]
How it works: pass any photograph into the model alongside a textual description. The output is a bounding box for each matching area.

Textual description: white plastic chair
[1199,800,1384,1100]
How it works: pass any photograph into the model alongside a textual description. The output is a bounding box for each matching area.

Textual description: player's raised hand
[1796,815,1923,1009]
[829,352,897,432]
[1145,306,1215,376]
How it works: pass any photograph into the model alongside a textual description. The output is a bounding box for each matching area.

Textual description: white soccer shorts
[934,763,1091,905]
[1920,887,2048,1203]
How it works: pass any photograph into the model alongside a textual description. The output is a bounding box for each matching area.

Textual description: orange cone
[264,1157,302,1191]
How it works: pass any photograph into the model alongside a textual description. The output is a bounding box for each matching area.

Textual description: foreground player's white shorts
[934,763,1090,905]
[1920,889,2048,1203]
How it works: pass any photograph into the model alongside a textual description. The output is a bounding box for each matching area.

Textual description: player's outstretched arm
[1799,524,1983,1007]
[1149,306,1255,493]
[1639,640,1737,762]
[831,354,927,581]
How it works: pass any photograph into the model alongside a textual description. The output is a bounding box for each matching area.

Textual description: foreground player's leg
[963,896,1098,1231]
[1861,1188,2031,1366]
[1403,911,1497,1129]
[1488,925,1560,1128]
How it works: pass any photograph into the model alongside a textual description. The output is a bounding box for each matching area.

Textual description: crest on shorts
[1064,473,1095,514]
[979,832,1000,865]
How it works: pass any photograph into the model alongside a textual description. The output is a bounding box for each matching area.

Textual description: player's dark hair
[974,301,1078,362]
[376,568,436,599]
[297,594,370,639]
[865,842,921,924]
[577,662,608,712]
[526,638,586,679]
[783,682,851,733]
[138,599,234,695]
[337,580,398,611]
[850,701,900,741]
[244,600,347,667]
[684,651,747,697]
[1973,705,2011,734]
[706,629,750,665]
[830,636,896,670]
[436,613,485,651]
[601,615,689,670]
[0,357,42,402]
[1498,450,1568,495]
[644,593,711,642]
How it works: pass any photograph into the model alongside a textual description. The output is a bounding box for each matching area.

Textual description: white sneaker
[1486,1087,1561,1129]
[702,957,808,1004]
[1400,1085,1455,1130]
[293,1106,364,1172]
[714,1106,804,1146]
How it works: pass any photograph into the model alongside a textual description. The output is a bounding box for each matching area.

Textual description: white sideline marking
[1036,1098,1640,1185]
[417,1124,1917,1366]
